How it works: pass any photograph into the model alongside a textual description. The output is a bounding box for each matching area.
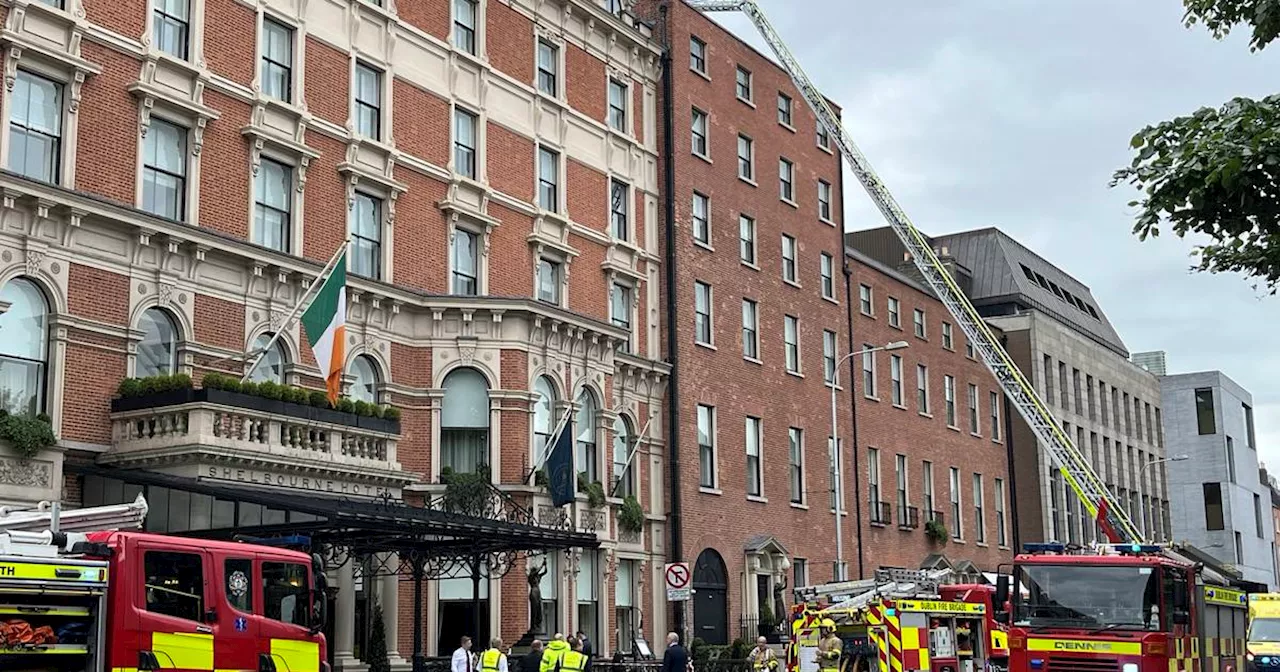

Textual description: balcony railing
[927,510,945,525]
[111,401,399,471]
[898,505,920,529]
[740,616,787,644]
[870,500,891,525]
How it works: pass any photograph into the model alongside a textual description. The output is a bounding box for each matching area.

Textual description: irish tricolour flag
[301,251,347,405]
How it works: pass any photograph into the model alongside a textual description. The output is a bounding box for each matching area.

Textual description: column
[382,554,408,669]
[335,561,366,671]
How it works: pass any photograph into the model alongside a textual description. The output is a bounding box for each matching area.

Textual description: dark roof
[847,226,1129,356]
[71,464,598,558]
[743,534,789,555]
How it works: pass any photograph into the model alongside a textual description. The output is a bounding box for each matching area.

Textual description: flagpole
[525,404,574,483]
[242,238,351,384]
[609,411,655,499]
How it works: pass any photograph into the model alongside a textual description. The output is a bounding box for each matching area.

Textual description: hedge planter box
[111,388,401,434]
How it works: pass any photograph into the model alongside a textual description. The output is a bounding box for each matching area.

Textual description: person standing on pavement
[520,640,544,672]
[452,636,475,672]
[556,636,588,672]
[576,631,593,672]
[541,633,570,672]
[816,619,843,672]
[749,637,779,672]
[481,638,510,672]
[660,632,688,672]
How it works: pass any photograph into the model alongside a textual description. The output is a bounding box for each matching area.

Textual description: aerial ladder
[684,0,1143,545]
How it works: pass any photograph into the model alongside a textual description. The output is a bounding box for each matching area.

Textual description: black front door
[692,549,728,645]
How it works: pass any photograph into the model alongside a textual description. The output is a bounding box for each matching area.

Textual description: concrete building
[848,227,1169,546]
[1132,351,1168,377]
[848,248,1012,576]
[0,0,669,664]
[1162,371,1274,588]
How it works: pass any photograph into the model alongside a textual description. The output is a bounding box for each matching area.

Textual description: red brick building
[640,0,853,645]
[0,0,667,665]
[847,248,1012,577]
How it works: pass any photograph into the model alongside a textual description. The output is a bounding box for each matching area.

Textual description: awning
[70,464,599,558]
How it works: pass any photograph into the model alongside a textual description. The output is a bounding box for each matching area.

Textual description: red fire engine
[938,584,1008,672]
[995,543,1248,672]
[0,527,329,672]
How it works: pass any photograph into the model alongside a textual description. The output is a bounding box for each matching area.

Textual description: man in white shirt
[452,636,475,672]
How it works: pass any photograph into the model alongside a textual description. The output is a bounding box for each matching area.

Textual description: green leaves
[1112,93,1280,291]
[1182,0,1280,51]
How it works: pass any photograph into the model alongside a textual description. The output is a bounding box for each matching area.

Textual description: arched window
[248,333,287,384]
[612,415,635,498]
[575,388,598,482]
[0,278,48,415]
[441,368,489,474]
[533,375,558,460]
[137,308,178,377]
[350,355,379,403]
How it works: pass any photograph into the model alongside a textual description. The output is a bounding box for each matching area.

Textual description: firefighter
[749,636,779,672]
[482,639,510,672]
[816,618,842,672]
[542,634,570,672]
[556,636,588,672]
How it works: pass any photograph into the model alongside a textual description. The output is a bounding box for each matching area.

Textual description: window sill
[915,334,929,342]
[943,345,955,352]
[744,355,763,365]
[818,143,834,155]
[747,494,768,504]
[822,295,839,306]
[971,432,983,439]
[976,542,989,548]
[696,341,717,352]
[919,411,933,419]
[779,121,796,134]
[889,322,903,331]
[692,68,711,82]
[694,240,715,252]
[693,151,713,165]
[992,438,1003,445]
[786,369,804,379]
[870,521,888,529]
[864,395,880,403]
[739,176,759,188]
[892,403,908,411]
[825,382,844,392]
[784,279,802,289]
[790,501,809,510]
[860,310,875,319]
[951,538,965,545]
[737,95,756,108]
[781,197,798,209]
[742,260,761,271]
[699,486,722,496]
[947,425,962,433]
[819,216,835,227]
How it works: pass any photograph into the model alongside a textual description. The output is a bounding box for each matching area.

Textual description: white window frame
[535,255,566,307]
[251,154,296,253]
[735,65,753,104]
[990,391,1001,442]
[694,280,714,347]
[917,364,930,415]
[923,461,935,519]
[913,308,926,338]
[745,416,763,499]
[973,473,986,544]
[697,404,718,490]
[777,92,793,129]
[995,477,1007,546]
[537,144,563,213]
[784,314,800,375]
[742,298,759,362]
[816,121,831,152]
[782,234,798,284]
[535,35,562,98]
[822,330,837,387]
[968,383,980,435]
[452,104,482,180]
[896,454,909,525]
[819,253,835,301]
[348,189,386,280]
[789,427,806,505]
[859,284,873,316]
[950,466,963,540]
[351,59,389,142]
[944,375,957,428]
[942,322,954,350]
[609,280,636,353]
[739,214,757,267]
[691,107,709,159]
[449,217,492,297]
[609,177,631,242]
[779,157,795,205]
[692,192,711,247]
[452,0,484,58]
[146,0,206,65]
[134,108,202,225]
[887,297,900,328]
[257,13,300,105]
[607,76,629,134]
[818,180,833,223]
[890,355,903,406]
[737,134,755,183]
[689,36,708,76]
[860,343,876,398]
[868,447,882,516]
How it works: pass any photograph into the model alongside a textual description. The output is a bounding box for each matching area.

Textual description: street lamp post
[1138,454,1189,540]
[830,340,909,581]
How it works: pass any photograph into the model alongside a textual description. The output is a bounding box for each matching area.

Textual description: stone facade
[1161,371,1274,588]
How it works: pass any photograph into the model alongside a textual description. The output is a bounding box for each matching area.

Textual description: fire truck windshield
[1015,564,1162,631]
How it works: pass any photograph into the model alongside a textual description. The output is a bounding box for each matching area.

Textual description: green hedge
[115,372,401,419]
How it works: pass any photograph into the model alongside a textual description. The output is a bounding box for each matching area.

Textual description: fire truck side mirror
[994,575,1009,607]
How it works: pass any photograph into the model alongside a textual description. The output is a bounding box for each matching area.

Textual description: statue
[528,557,549,634]
[772,575,788,632]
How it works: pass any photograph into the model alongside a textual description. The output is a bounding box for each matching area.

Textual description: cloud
[717,1,1280,466]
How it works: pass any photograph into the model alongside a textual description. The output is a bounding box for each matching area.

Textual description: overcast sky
[712,1,1280,473]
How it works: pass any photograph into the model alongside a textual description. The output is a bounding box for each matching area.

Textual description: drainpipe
[836,153,864,580]
[658,1,685,640]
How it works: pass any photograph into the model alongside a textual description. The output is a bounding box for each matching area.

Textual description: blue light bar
[1023,543,1065,554]
[1119,544,1163,554]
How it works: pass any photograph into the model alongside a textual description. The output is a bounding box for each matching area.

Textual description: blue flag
[547,418,575,507]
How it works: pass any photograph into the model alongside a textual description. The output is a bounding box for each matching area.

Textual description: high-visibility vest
[482,650,505,672]
[818,636,843,671]
[559,651,587,672]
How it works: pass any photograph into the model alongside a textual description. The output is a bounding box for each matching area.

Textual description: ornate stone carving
[269,309,286,331]
[5,46,22,92]
[0,456,52,489]
[157,283,174,306]
[24,250,43,276]
[458,344,476,365]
